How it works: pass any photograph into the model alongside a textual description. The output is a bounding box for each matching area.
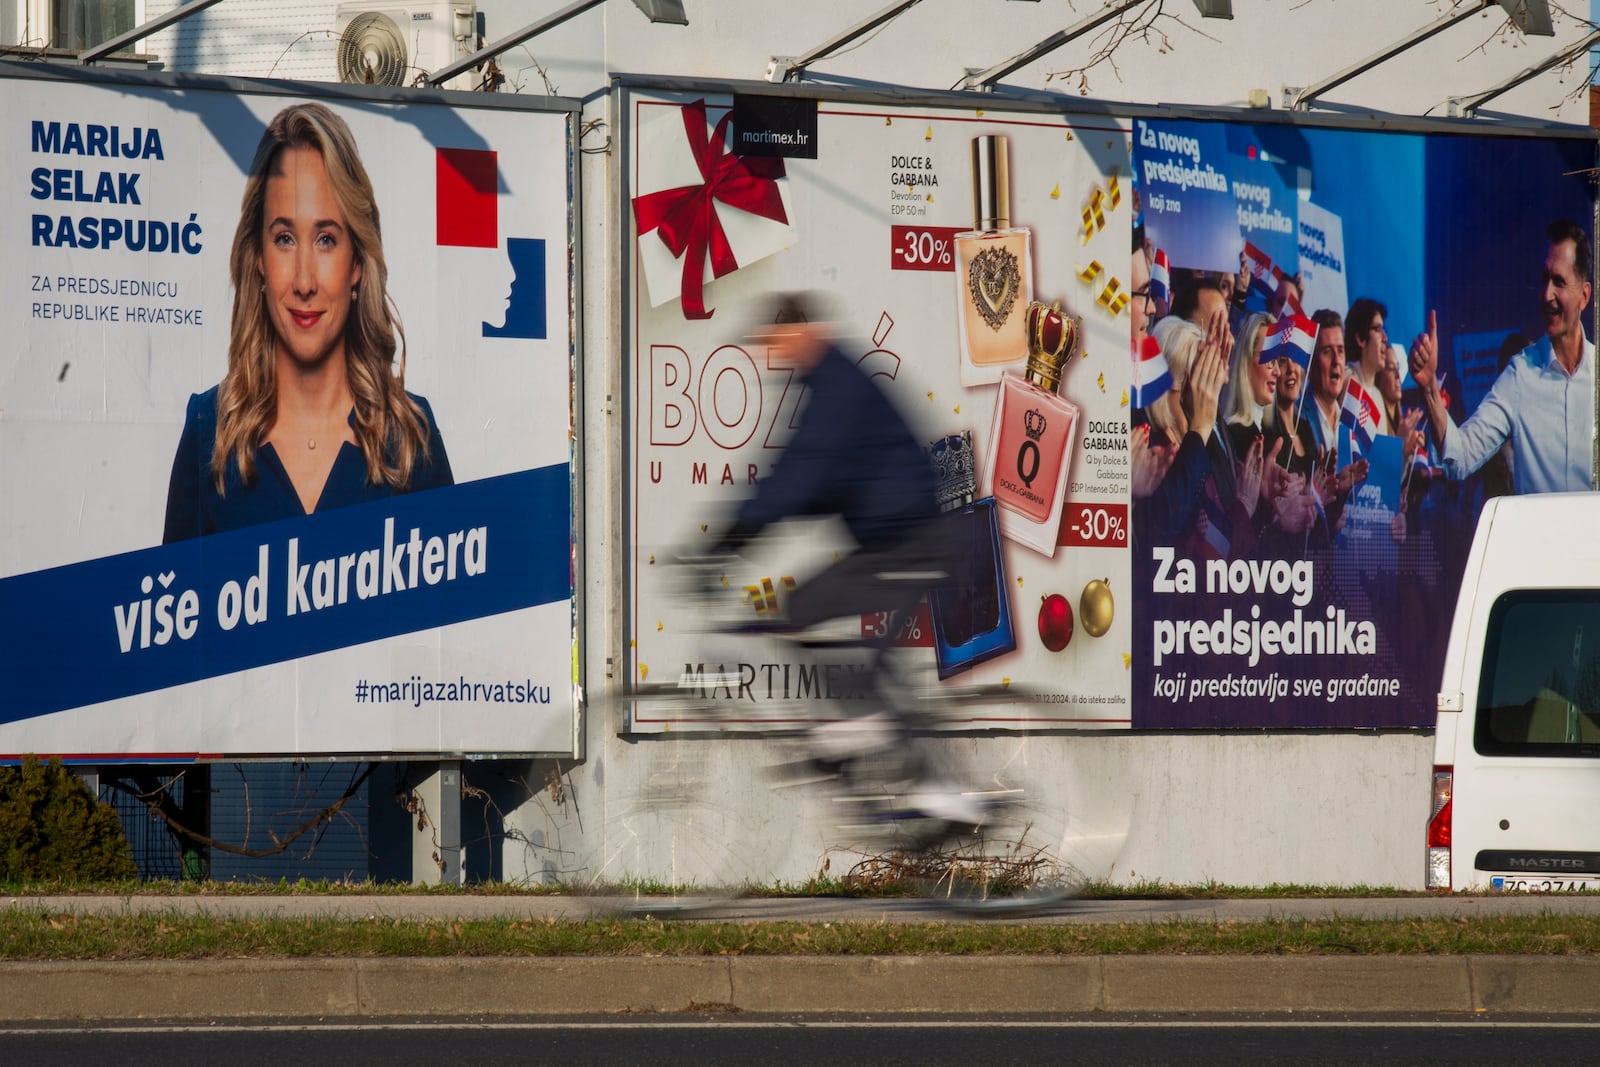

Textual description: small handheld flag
[1341,379,1379,452]
[1262,313,1316,368]
[1148,247,1170,306]
[1130,335,1173,410]
[1242,241,1276,311]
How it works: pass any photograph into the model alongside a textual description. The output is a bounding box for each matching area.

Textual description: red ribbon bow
[632,99,789,320]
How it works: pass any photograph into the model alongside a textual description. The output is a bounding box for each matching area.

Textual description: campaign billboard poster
[1132,116,1595,728]
[0,65,580,758]
[622,85,1138,731]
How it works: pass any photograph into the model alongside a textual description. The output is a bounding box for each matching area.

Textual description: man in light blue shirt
[1409,219,1594,495]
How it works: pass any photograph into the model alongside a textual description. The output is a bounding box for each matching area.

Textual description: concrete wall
[137,0,1596,888]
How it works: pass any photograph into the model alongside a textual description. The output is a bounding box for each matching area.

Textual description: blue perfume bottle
[928,432,1016,679]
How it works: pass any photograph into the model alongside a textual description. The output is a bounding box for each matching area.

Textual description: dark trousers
[783,518,955,719]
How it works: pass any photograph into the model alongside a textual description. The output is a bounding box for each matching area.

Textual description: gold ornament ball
[1080,578,1114,637]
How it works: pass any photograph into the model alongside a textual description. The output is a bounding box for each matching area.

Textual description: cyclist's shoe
[904,781,988,829]
[807,711,900,763]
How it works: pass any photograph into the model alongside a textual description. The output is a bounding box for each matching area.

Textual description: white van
[1429,492,1600,891]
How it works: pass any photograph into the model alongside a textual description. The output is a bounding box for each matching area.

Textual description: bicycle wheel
[599,738,748,916]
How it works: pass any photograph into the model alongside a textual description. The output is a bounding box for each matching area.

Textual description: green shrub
[0,756,138,882]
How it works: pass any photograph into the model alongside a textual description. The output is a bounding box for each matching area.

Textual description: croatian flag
[1280,280,1305,319]
[1242,241,1276,311]
[1148,247,1170,306]
[1130,335,1173,410]
[1341,379,1380,451]
[1261,313,1316,368]
[1410,442,1436,480]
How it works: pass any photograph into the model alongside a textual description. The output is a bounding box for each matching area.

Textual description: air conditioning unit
[334,2,481,91]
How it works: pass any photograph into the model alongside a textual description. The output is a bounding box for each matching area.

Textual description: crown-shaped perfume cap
[1023,300,1078,395]
[928,431,978,512]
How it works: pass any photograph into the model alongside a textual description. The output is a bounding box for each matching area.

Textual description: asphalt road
[7,1016,1600,1066]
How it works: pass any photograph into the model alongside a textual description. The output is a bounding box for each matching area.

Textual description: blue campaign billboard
[1131,114,1595,728]
[0,65,579,758]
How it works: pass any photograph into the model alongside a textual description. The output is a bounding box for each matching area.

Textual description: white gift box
[633,99,799,315]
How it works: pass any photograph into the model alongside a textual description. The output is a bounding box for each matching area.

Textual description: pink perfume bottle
[983,301,1080,558]
[953,134,1033,387]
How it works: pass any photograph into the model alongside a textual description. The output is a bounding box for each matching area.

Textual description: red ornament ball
[1038,593,1073,652]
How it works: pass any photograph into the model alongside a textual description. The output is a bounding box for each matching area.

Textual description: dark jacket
[722,345,937,552]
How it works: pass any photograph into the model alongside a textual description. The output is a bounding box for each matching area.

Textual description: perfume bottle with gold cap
[982,301,1080,558]
[927,431,1016,679]
[953,134,1033,387]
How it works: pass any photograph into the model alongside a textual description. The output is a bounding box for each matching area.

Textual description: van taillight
[1426,766,1452,889]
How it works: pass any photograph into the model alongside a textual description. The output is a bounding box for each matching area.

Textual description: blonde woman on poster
[163,103,451,542]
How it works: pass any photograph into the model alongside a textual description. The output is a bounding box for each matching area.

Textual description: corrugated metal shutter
[208,762,372,882]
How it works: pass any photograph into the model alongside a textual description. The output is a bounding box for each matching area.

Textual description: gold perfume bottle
[953,134,1033,387]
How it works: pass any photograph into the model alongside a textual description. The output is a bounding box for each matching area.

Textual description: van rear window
[1476,591,1600,757]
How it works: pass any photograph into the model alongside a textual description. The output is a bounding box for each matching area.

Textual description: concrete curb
[2,955,1597,1021]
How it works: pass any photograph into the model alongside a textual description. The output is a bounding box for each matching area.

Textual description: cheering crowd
[1126,218,1594,564]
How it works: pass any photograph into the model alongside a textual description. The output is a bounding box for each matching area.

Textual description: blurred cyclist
[704,292,979,826]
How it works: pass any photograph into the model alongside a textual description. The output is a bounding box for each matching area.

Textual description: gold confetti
[1122,653,1131,669]
[1017,576,1024,588]
[1096,277,1122,308]
[927,391,935,401]
[1050,183,1060,200]
[925,126,933,140]
[1097,372,1106,392]
[926,194,934,203]
[885,117,892,126]
[640,664,649,680]
[1107,170,1121,209]
[1108,292,1129,316]
[656,621,663,631]
[648,554,655,564]
[1002,677,1012,688]
[907,185,915,195]
[1077,260,1104,284]
[954,404,961,414]
[975,109,984,117]
[1080,205,1096,245]
[720,574,729,587]
[1119,389,1129,407]
[1065,131,1074,141]
[630,639,635,648]
[700,523,708,532]
[1105,140,1114,149]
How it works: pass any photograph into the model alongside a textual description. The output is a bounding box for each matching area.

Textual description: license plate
[1490,875,1600,892]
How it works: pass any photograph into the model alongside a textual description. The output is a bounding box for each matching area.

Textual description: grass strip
[3,913,1600,961]
[0,877,1436,899]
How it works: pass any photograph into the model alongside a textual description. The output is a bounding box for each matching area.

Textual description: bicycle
[604,554,1088,917]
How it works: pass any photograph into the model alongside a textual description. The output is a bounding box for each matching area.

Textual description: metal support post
[410,761,464,885]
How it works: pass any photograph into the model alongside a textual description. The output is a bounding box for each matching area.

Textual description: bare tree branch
[106,763,374,860]
[1042,0,1222,96]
